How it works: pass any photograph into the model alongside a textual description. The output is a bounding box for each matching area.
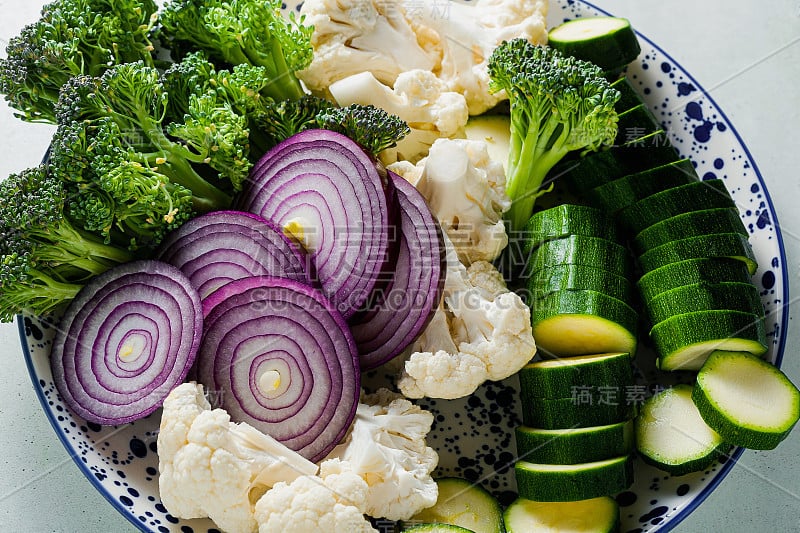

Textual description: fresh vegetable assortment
[2,1,799,532]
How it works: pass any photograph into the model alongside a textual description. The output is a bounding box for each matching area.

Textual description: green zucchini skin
[527,263,634,302]
[693,351,800,450]
[514,456,635,502]
[637,232,758,275]
[646,281,764,327]
[503,496,620,533]
[518,352,634,399]
[588,159,698,213]
[650,310,768,371]
[632,207,748,255]
[636,384,731,476]
[515,421,634,465]
[611,76,646,112]
[617,179,735,236]
[636,257,753,303]
[614,103,661,144]
[526,235,633,278]
[520,393,634,430]
[407,477,505,533]
[524,204,619,251]
[548,16,641,74]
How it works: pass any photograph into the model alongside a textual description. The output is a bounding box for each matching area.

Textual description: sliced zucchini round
[646,281,764,327]
[520,395,633,430]
[588,159,697,214]
[636,384,729,476]
[515,421,634,465]
[531,290,638,357]
[617,179,735,237]
[633,207,748,255]
[528,263,634,302]
[650,310,768,371]
[611,76,645,113]
[548,16,641,74]
[504,496,620,533]
[638,233,758,275]
[524,204,619,253]
[514,456,634,502]
[526,235,632,278]
[636,257,753,304]
[403,524,476,533]
[407,477,504,533]
[518,352,633,399]
[693,351,800,450]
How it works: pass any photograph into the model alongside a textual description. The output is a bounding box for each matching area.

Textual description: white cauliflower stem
[320,388,439,521]
[157,383,318,533]
[398,235,537,399]
[329,70,469,163]
[390,138,511,265]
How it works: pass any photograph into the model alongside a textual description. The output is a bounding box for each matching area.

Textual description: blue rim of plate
[580,0,790,530]
[16,5,791,532]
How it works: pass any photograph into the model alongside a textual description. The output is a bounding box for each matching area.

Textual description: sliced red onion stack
[50,260,203,425]
[349,172,446,369]
[197,276,360,462]
[236,129,389,319]
[156,210,309,300]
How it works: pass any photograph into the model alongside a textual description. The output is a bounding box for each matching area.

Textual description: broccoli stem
[29,223,133,276]
[1,270,81,321]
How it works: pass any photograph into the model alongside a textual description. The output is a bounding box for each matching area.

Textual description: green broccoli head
[488,39,620,230]
[158,0,313,101]
[0,0,158,123]
[256,94,336,148]
[315,104,411,157]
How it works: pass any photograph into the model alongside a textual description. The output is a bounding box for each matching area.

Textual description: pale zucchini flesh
[635,384,729,476]
[548,16,641,74]
[693,351,800,450]
[408,477,504,533]
[504,496,620,533]
[514,456,634,502]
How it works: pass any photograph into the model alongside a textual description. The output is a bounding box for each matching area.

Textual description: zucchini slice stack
[524,204,639,358]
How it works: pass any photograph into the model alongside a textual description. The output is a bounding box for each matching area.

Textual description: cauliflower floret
[405,0,549,114]
[298,0,438,92]
[390,138,511,265]
[398,235,537,399]
[320,388,439,521]
[254,471,376,532]
[158,383,319,533]
[329,70,469,163]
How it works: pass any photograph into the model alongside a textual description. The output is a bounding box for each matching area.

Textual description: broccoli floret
[0,166,134,321]
[256,94,335,148]
[316,104,411,157]
[0,0,158,123]
[53,62,250,218]
[158,0,313,101]
[488,39,620,231]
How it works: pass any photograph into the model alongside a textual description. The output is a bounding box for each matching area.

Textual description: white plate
[19,0,789,531]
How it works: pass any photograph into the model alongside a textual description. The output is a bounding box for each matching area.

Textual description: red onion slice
[349,172,446,369]
[156,211,309,299]
[50,260,202,425]
[236,130,389,318]
[197,276,360,462]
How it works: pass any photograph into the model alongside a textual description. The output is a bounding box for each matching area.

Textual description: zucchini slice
[528,263,634,302]
[407,477,505,533]
[636,384,729,476]
[520,395,633,430]
[518,352,634,399]
[588,159,697,213]
[613,103,661,145]
[525,204,619,251]
[515,421,634,465]
[531,290,638,357]
[646,281,763,327]
[693,351,800,450]
[403,525,475,533]
[638,233,758,275]
[651,310,768,371]
[504,496,620,533]
[526,235,632,278]
[636,257,753,304]
[633,207,748,255]
[548,16,641,74]
[515,456,634,502]
[611,76,646,112]
[617,179,735,236]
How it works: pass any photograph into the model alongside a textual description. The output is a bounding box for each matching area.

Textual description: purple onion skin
[349,172,446,369]
[50,260,203,425]
[197,276,360,462]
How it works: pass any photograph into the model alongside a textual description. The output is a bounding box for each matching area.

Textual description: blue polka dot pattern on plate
[17,1,788,532]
